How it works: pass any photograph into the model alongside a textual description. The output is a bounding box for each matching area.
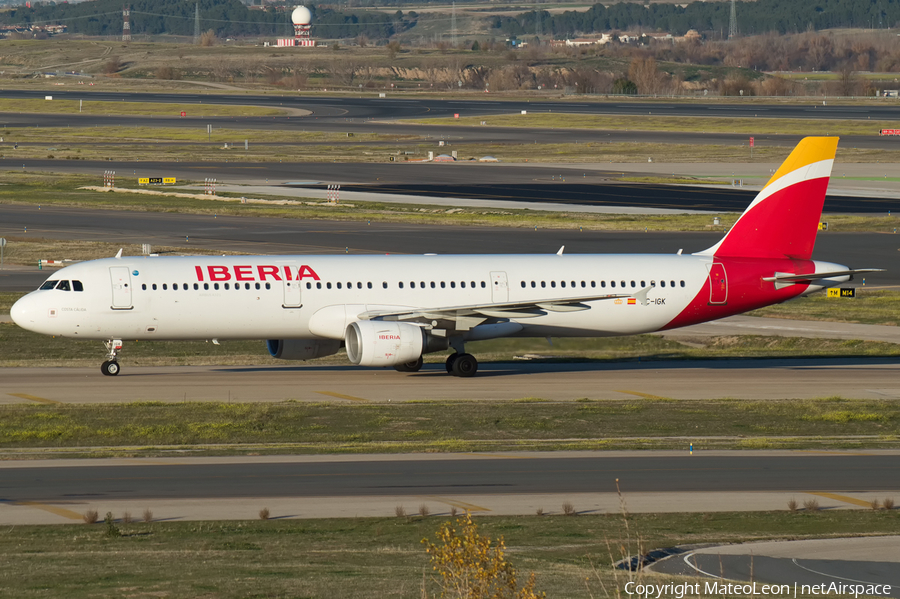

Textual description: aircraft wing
[357,290,649,329]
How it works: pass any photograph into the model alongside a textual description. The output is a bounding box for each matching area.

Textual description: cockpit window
[56,280,71,291]
[40,280,59,290]
[72,280,84,292]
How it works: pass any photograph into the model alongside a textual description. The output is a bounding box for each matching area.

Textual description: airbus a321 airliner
[11,137,881,377]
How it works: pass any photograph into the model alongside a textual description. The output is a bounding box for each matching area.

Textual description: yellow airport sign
[827,287,855,298]
[138,177,176,185]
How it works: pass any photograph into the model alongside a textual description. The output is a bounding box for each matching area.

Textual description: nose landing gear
[101,339,123,376]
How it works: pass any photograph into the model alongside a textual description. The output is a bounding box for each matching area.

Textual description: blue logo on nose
[132,270,139,276]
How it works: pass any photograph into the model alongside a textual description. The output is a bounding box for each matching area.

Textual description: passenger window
[471,281,476,288]
[641,281,646,287]
[661,281,666,288]
[409,282,415,288]
[399,282,404,289]
[265,283,271,290]
[73,280,84,291]
[671,281,676,287]
[541,281,546,288]
[611,281,616,288]
[461,281,466,288]
[347,282,351,289]
[521,281,526,288]
[225,283,231,290]
[551,281,556,288]
[430,282,436,289]
[571,281,576,287]
[358,282,363,289]
[337,282,342,289]
[316,282,322,289]
[621,281,626,288]
[631,281,636,288]
[327,282,332,289]
[560,281,566,288]
[163,284,168,290]
[680,280,685,287]
[383,282,388,289]
[244,283,250,290]
[214,283,219,290]
[204,283,209,290]
[531,281,536,288]
[581,281,586,288]
[194,283,199,290]
[481,281,486,288]
[450,282,456,289]
[591,281,597,288]
[173,284,179,290]
[153,284,158,290]
[367,282,372,289]
[257,283,262,290]
[441,282,446,288]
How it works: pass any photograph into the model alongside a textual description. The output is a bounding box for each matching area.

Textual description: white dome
[291,6,312,25]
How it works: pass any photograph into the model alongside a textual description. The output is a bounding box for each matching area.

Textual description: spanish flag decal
[627,298,637,305]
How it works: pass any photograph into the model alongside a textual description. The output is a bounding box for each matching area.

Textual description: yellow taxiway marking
[7,393,61,405]
[420,496,491,513]
[13,501,83,521]
[807,492,873,508]
[615,390,669,400]
[315,391,369,403]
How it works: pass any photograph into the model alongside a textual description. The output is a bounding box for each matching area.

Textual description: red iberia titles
[194,265,320,283]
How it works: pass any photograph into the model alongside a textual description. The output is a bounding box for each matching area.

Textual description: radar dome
[291,6,312,26]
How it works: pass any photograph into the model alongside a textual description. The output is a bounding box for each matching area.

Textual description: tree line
[495,0,900,38]
[0,0,416,40]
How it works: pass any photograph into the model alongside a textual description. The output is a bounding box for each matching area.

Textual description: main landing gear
[445,352,478,377]
[101,339,123,376]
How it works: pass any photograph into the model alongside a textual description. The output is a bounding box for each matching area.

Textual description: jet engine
[345,321,424,367]
[266,338,341,361]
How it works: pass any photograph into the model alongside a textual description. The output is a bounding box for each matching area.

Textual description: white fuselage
[12,254,713,342]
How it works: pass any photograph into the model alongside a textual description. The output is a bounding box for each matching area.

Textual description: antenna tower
[122,5,131,42]
[728,0,737,39]
[193,3,200,44]
[451,1,457,47]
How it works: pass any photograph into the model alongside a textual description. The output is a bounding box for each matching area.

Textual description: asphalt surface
[1,204,895,292]
[3,358,900,403]
[3,453,898,502]
[652,537,900,598]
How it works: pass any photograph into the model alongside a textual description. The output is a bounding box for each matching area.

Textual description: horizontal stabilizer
[762,268,883,289]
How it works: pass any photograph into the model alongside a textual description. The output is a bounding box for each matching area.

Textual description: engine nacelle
[266,338,341,361]
[345,321,424,367]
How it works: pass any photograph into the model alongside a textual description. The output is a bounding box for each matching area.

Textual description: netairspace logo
[624,582,892,599]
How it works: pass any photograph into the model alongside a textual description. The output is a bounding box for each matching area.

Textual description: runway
[3,358,900,404]
[1,451,899,525]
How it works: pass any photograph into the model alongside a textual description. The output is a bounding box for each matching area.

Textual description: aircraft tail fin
[697,137,838,260]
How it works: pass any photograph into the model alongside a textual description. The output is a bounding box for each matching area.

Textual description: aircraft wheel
[451,353,478,378]
[445,353,459,373]
[394,356,423,372]
[101,360,120,376]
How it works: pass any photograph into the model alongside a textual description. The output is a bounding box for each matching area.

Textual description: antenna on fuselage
[115,248,123,259]
[556,246,565,256]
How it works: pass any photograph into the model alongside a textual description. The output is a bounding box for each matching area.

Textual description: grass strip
[0,98,284,117]
[1,512,898,599]
[0,398,897,454]
[409,113,900,137]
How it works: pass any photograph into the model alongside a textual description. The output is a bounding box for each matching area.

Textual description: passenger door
[707,262,728,305]
[109,266,133,310]
[490,271,508,303]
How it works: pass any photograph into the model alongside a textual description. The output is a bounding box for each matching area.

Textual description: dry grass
[870,499,881,510]
[142,508,154,523]
[449,507,458,518]
[395,505,406,518]
[535,507,544,516]
[418,504,430,518]
[82,509,98,524]
[787,498,799,513]
[562,501,576,516]
[122,511,133,524]
[803,499,821,512]
[884,497,896,510]
[259,507,270,520]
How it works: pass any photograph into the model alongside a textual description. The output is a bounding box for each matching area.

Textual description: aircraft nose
[10,294,34,328]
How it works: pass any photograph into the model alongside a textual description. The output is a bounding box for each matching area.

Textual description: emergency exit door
[109,266,133,309]
[490,271,508,303]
